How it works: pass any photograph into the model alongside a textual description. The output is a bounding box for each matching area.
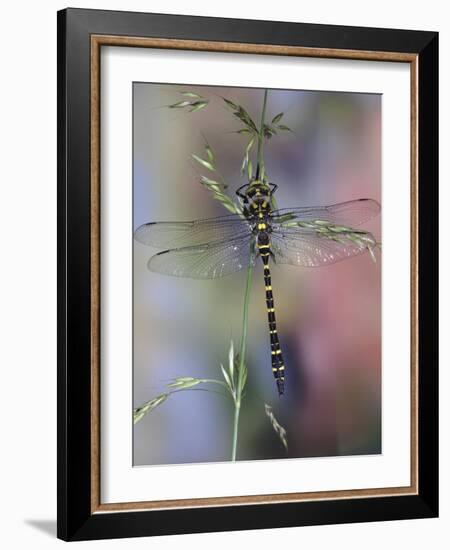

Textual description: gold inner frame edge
[90,35,419,514]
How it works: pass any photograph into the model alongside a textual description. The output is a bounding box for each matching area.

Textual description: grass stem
[231,247,255,461]
[231,89,268,460]
[256,89,268,180]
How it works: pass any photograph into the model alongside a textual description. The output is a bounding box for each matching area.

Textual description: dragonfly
[134,180,380,396]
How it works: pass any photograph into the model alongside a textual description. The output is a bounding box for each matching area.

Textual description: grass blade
[272,112,284,124]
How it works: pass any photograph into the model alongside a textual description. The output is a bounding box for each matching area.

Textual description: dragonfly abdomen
[259,239,285,396]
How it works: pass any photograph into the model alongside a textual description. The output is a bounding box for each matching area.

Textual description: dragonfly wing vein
[148,234,256,279]
[271,198,380,228]
[271,229,377,267]
[134,214,248,249]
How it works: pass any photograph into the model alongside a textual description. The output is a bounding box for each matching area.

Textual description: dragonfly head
[245,179,271,199]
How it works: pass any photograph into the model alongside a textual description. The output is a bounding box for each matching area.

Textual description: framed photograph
[57,8,438,541]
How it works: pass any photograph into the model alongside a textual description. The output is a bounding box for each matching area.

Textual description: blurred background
[133,83,381,466]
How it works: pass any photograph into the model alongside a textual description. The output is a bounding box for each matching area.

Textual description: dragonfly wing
[271,229,378,267]
[271,198,380,228]
[148,234,256,279]
[134,214,248,249]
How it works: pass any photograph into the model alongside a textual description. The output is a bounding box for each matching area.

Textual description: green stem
[256,89,268,180]
[230,90,268,461]
[231,402,240,462]
[231,247,255,461]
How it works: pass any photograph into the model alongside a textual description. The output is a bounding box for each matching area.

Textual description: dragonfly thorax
[240,182,274,224]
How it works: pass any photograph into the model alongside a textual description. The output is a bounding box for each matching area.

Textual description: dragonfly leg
[235,184,249,201]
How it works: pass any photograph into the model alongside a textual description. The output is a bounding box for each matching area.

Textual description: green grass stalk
[231,248,255,461]
[256,89,268,180]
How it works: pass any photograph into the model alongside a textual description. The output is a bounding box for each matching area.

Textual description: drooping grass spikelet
[264,403,288,452]
[192,140,243,215]
[133,393,169,424]
[167,91,209,112]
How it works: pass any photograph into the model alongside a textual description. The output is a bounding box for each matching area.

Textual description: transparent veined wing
[270,198,380,229]
[134,213,249,249]
[148,234,256,279]
[271,228,378,267]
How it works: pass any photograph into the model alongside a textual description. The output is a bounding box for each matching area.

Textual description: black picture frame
[57,7,438,541]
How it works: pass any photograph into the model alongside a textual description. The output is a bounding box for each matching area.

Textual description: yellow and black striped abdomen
[258,238,285,396]
[247,188,285,396]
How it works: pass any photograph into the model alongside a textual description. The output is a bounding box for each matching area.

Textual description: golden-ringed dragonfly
[134,180,380,396]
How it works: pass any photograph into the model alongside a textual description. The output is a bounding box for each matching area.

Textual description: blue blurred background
[133,83,381,465]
